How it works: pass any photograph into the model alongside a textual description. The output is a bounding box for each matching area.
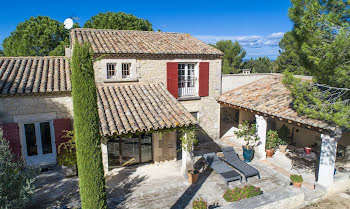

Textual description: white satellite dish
[64,18,74,30]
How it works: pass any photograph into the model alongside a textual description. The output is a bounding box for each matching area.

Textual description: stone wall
[94,58,222,141]
[222,74,271,93]
[0,94,73,124]
[152,132,177,162]
[222,73,313,93]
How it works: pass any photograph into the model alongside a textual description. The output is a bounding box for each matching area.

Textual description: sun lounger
[203,153,242,186]
[221,147,260,182]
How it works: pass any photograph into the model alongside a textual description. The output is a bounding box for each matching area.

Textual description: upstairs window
[122,63,131,78]
[107,63,117,79]
[178,63,197,97]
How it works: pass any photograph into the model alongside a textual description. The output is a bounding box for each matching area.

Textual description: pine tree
[71,42,107,209]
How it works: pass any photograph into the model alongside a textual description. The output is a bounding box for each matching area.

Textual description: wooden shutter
[167,62,178,98]
[0,123,21,159]
[53,118,72,152]
[199,62,209,97]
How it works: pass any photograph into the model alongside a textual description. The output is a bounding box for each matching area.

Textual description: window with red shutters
[53,118,72,152]
[0,123,21,159]
[167,62,178,98]
[199,62,209,97]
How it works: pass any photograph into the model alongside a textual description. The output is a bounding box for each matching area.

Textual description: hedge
[71,42,107,209]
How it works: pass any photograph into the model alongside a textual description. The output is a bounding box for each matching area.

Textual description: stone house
[0,28,223,172]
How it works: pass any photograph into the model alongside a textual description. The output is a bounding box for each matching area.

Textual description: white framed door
[20,121,57,167]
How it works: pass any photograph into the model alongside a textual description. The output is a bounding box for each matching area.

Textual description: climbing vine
[283,72,350,129]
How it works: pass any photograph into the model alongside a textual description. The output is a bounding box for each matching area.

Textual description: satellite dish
[64,18,74,30]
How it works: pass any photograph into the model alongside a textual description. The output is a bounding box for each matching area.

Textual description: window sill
[177,96,201,101]
[103,78,139,83]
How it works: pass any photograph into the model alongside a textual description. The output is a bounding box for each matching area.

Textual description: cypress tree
[71,42,107,209]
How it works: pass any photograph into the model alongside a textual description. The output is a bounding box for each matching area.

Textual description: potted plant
[278,138,288,153]
[192,197,207,209]
[304,147,312,154]
[277,125,290,152]
[266,130,279,157]
[57,130,77,177]
[290,174,303,188]
[180,127,199,184]
[234,121,259,162]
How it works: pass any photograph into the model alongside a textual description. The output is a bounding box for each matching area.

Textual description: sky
[0,0,293,59]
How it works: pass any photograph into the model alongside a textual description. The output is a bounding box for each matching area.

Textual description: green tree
[289,0,350,88]
[84,12,153,31]
[49,23,80,56]
[276,32,306,74]
[212,40,246,74]
[71,42,107,209]
[0,128,37,208]
[0,50,4,56]
[2,16,69,56]
[243,57,273,73]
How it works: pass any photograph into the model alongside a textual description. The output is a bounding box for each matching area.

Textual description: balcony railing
[178,77,197,97]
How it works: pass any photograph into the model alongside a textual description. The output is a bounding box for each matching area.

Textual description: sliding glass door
[107,133,153,169]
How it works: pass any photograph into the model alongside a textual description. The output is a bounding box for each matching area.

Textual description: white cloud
[194,32,285,59]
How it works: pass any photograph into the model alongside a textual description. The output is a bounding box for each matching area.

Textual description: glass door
[22,121,56,166]
[107,134,153,169]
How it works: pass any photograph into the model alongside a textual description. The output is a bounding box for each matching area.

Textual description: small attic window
[107,63,116,79]
[122,63,131,78]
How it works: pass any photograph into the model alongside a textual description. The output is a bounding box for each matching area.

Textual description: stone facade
[0,94,73,124]
[94,57,222,141]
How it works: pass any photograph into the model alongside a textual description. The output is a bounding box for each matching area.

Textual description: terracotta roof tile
[97,83,197,136]
[217,76,333,130]
[0,57,71,96]
[71,28,223,56]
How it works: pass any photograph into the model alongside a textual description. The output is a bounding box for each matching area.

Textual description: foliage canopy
[212,40,246,74]
[84,12,153,31]
[289,0,350,88]
[2,16,69,56]
[283,72,350,129]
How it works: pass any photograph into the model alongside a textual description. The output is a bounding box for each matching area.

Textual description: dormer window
[107,63,117,79]
[122,63,131,78]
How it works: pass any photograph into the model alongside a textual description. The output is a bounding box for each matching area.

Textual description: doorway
[21,121,56,166]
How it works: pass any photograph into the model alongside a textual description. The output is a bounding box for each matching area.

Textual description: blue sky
[0,0,293,59]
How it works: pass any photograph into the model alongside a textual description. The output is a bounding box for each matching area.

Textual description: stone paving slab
[28,158,291,209]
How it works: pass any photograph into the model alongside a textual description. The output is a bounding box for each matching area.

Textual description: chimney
[65,45,72,57]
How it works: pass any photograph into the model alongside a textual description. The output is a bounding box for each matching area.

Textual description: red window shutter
[167,62,178,98]
[54,118,72,152]
[0,123,21,159]
[199,62,209,97]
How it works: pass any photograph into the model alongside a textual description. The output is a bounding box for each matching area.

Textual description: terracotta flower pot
[293,182,302,188]
[187,169,199,184]
[266,149,275,158]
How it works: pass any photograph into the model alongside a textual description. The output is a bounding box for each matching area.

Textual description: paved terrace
[28,153,291,209]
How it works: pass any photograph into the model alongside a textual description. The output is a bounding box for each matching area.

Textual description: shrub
[0,128,37,208]
[278,125,290,145]
[290,174,303,183]
[234,121,259,149]
[266,130,280,150]
[57,130,77,167]
[223,185,263,202]
[71,41,107,208]
[192,197,207,209]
